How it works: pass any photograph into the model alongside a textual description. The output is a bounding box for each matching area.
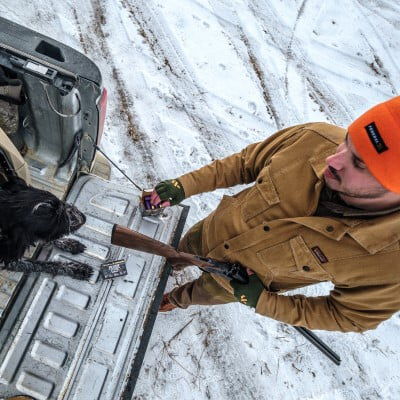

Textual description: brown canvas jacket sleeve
[255,282,400,332]
[177,124,307,198]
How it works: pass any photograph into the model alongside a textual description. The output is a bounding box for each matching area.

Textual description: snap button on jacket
[178,122,400,332]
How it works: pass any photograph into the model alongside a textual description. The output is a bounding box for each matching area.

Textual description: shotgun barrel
[111,224,248,284]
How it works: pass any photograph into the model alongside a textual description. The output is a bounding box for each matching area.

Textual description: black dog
[0,176,93,280]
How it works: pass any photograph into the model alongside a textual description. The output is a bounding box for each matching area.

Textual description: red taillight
[97,87,108,145]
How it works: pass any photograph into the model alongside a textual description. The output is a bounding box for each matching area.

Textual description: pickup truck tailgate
[0,174,187,399]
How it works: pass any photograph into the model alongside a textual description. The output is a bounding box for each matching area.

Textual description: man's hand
[231,269,264,308]
[150,179,185,207]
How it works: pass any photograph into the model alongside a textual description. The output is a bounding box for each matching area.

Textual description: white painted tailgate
[0,174,185,399]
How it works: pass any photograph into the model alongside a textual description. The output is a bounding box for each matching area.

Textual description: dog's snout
[66,204,86,231]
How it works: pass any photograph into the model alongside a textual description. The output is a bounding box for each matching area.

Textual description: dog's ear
[1,176,28,192]
[0,226,33,262]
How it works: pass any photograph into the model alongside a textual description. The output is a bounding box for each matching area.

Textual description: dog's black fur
[0,176,93,280]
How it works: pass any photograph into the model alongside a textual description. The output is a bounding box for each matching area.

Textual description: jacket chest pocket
[256,235,331,282]
[241,167,280,222]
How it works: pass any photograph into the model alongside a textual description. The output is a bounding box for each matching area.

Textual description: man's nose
[326,147,347,170]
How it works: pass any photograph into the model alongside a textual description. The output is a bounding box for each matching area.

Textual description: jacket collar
[346,213,400,254]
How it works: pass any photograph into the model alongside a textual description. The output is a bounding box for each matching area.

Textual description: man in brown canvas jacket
[152,97,400,333]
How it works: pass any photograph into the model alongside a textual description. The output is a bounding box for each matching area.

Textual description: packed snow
[1,0,399,399]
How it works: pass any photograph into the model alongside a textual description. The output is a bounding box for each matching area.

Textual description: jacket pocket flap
[257,167,280,205]
[241,168,280,221]
[289,236,331,279]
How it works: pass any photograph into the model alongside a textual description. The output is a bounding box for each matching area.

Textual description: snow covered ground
[1,0,400,399]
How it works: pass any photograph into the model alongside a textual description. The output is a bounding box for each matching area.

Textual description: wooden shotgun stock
[111,224,248,284]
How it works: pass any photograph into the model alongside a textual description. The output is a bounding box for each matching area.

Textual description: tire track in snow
[239,32,282,129]
[247,0,353,126]
[353,0,400,91]
[218,25,282,128]
[284,0,308,94]
[120,0,238,161]
[209,2,287,130]
[71,7,89,55]
[361,33,397,95]
[85,0,157,185]
[354,0,400,30]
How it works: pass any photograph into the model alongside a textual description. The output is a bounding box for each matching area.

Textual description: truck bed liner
[0,174,187,399]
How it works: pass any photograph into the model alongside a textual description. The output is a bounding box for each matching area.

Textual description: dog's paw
[63,261,93,280]
[53,238,86,254]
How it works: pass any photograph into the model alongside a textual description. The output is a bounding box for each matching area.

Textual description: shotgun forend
[111,224,249,284]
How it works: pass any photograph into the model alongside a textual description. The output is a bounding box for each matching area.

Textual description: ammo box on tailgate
[0,17,187,400]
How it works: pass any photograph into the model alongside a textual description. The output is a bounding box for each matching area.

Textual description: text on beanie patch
[365,122,388,154]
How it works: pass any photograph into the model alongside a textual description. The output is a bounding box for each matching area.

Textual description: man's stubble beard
[326,177,388,200]
[336,187,388,200]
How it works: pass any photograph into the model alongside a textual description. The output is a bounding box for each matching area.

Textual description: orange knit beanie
[348,96,400,193]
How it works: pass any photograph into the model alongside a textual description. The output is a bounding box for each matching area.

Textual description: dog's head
[29,195,86,240]
[0,177,86,262]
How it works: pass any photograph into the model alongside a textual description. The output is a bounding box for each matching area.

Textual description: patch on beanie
[365,122,388,154]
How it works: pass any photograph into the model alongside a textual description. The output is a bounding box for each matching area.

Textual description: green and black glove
[231,273,264,308]
[154,179,185,206]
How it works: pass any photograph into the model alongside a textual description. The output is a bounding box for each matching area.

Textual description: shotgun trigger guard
[195,256,249,284]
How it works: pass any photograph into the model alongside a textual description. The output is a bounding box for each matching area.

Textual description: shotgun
[111,224,341,365]
[111,224,249,284]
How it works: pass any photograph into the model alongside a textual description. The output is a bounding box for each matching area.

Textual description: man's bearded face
[324,134,389,201]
